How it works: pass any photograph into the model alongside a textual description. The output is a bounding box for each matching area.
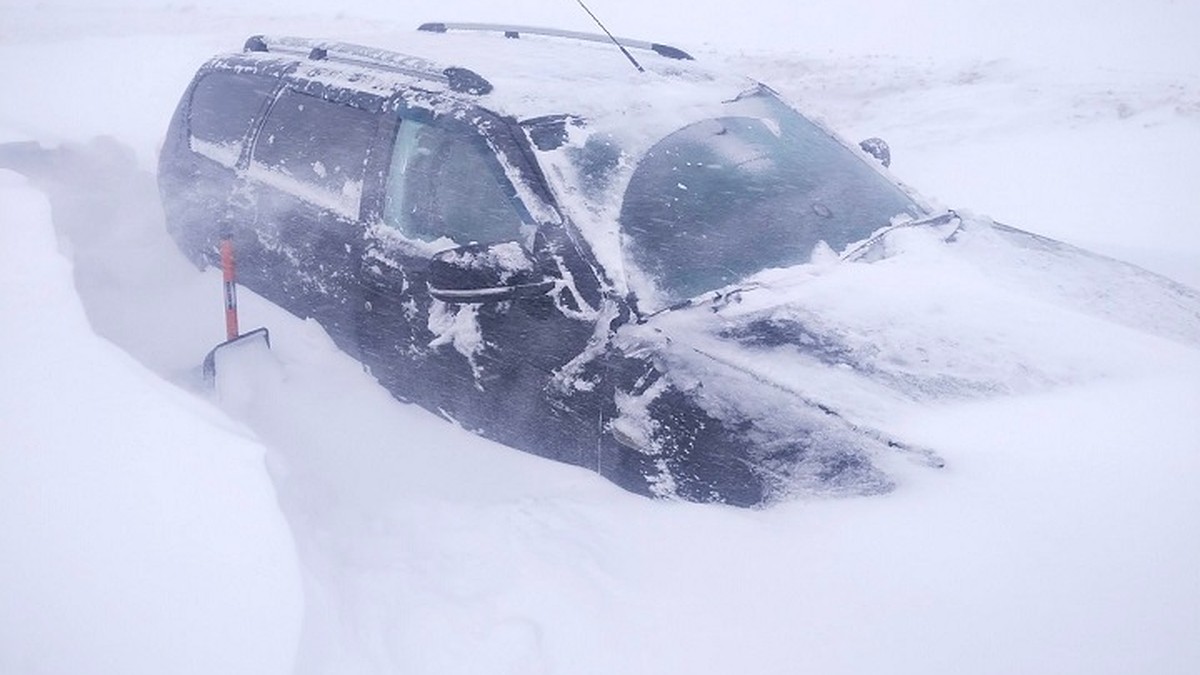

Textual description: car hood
[609,213,1200,481]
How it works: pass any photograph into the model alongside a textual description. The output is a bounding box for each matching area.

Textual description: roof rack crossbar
[243,35,493,95]
[417,22,694,61]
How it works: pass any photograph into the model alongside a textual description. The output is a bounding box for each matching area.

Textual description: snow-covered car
[158,24,1200,506]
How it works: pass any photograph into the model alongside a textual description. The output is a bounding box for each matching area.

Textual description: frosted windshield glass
[619,93,923,305]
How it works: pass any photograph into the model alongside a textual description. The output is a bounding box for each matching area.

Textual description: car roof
[210,27,757,138]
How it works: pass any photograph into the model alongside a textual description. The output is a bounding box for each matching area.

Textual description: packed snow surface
[1,1,1198,674]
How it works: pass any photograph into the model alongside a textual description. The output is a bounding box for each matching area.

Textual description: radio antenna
[574,0,644,72]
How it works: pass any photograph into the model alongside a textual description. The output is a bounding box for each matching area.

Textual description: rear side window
[188,72,277,166]
[250,89,378,218]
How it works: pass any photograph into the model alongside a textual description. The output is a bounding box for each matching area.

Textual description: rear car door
[242,86,385,355]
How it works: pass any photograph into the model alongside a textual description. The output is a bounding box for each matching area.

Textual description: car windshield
[618,91,924,307]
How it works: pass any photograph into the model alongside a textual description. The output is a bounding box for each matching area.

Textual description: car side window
[382,117,524,246]
[250,89,378,218]
[188,72,277,167]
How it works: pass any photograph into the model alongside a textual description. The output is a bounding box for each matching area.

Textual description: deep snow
[1,1,1198,674]
[0,173,303,674]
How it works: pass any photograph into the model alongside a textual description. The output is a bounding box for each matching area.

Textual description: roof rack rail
[417,22,694,61]
[242,34,493,95]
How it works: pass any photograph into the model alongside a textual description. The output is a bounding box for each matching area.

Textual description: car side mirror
[428,241,556,304]
[858,137,891,168]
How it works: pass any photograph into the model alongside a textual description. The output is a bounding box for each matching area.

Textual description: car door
[357,107,601,466]
[241,86,384,356]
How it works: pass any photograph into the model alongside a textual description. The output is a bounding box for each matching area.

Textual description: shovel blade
[202,327,271,385]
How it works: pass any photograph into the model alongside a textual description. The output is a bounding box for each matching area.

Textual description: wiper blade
[840,210,961,262]
[638,211,960,323]
[638,281,765,322]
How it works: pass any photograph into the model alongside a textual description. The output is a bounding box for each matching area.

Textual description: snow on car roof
[233,29,756,141]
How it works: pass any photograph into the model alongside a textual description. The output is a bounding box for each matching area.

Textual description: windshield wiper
[637,211,960,323]
[637,281,767,323]
[839,210,961,262]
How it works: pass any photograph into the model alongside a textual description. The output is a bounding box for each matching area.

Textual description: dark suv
[159,25,946,505]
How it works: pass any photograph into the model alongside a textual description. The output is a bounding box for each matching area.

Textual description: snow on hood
[617,213,1200,433]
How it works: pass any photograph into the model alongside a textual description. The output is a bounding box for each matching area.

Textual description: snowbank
[0,172,302,674]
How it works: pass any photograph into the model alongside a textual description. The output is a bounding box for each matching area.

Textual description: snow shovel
[201,238,270,384]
